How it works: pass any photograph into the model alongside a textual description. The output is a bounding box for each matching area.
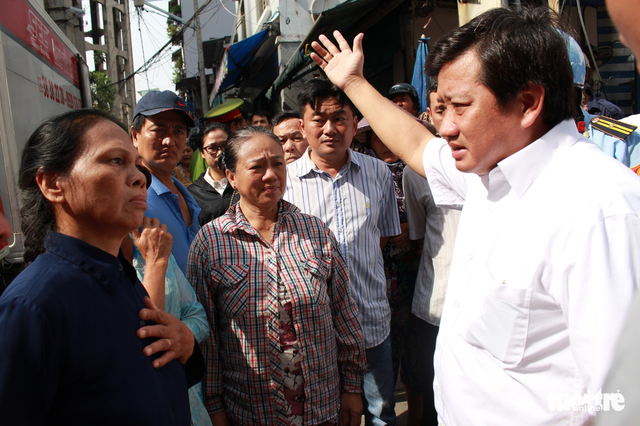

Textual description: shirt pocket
[464,285,532,366]
[216,264,250,317]
[303,256,332,306]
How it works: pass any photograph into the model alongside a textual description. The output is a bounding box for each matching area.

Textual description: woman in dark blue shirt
[0,109,202,425]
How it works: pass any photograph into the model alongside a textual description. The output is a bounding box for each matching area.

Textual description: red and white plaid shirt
[187,200,366,425]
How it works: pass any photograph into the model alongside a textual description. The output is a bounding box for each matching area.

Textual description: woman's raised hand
[132,217,173,266]
[310,31,365,93]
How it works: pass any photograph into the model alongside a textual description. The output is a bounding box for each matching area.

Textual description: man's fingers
[150,349,175,368]
[142,295,160,312]
[352,33,364,55]
[333,30,352,53]
[141,216,152,229]
[350,411,360,426]
[311,39,329,58]
[318,33,341,56]
[310,52,326,69]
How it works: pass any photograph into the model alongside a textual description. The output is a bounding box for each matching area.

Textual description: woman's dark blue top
[0,232,193,425]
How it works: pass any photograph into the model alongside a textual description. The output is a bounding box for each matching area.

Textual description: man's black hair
[426,78,439,108]
[252,110,272,122]
[297,78,357,117]
[272,111,301,127]
[131,114,146,133]
[426,6,575,127]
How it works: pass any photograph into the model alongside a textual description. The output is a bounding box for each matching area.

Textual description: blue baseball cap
[133,90,195,127]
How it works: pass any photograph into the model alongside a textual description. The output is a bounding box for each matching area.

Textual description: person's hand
[389,222,411,248]
[310,31,365,93]
[132,217,172,265]
[339,392,363,426]
[137,297,195,367]
[210,411,231,426]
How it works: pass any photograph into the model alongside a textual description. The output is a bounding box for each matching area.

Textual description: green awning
[266,0,405,100]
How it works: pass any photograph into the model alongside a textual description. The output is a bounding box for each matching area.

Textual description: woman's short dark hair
[18,109,123,263]
[426,6,575,127]
[220,126,281,173]
[199,122,231,150]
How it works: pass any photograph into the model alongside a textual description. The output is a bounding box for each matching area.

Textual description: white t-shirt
[424,120,640,425]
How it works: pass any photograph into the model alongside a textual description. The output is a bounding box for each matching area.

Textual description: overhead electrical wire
[108,0,217,87]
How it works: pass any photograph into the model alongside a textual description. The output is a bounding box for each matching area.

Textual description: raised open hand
[310,31,365,92]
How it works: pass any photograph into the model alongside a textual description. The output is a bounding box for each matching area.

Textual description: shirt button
[454,300,460,307]
[436,343,441,350]
[435,384,441,392]
[468,253,473,260]
[118,264,123,272]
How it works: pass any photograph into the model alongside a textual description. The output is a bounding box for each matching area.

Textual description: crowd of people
[0,1,639,426]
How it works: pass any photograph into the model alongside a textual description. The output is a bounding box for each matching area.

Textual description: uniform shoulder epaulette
[591,116,638,140]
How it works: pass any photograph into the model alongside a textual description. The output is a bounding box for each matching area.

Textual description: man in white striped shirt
[284,79,401,426]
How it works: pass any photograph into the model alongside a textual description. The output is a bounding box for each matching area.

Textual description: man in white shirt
[309,6,640,426]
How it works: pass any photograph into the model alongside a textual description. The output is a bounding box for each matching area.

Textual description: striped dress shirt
[284,149,401,348]
[187,200,366,425]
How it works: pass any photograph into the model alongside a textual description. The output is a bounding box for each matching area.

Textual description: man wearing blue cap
[131,90,201,275]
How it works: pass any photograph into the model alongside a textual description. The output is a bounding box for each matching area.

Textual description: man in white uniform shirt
[309,6,640,426]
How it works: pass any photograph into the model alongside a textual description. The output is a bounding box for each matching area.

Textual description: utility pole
[133,0,208,114]
[193,0,209,114]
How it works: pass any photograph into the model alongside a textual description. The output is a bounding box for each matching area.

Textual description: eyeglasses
[203,144,226,155]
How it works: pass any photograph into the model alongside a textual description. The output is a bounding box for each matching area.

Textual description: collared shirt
[203,168,228,196]
[146,173,201,275]
[402,166,460,325]
[424,120,640,425]
[187,201,366,425]
[0,232,192,425]
[284,149,401,348]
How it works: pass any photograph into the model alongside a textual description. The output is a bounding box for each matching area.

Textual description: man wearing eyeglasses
[188,122,239,226]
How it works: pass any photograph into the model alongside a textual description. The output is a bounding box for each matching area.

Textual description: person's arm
[379,236,389,250]
[172,255,210,343]
[131,217,173,311]
[339,392,363,426]
[310,31,436,177]
[403,166,428,242]
[388,222,411,248]
[136,297,195,367]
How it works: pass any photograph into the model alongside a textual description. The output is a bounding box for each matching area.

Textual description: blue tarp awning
[212,29,278,96]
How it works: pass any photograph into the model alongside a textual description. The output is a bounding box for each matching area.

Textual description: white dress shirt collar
[204,167,228,195]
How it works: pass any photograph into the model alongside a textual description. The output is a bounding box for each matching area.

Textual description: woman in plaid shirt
[188,126,366,426]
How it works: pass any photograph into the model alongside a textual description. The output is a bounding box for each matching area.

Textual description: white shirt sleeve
[422,137,467,209]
